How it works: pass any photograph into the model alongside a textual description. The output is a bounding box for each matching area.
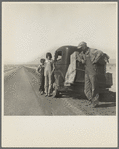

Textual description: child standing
[44,52,55,97]
[36,59,45,95]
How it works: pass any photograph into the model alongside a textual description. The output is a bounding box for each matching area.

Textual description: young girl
[44,52,55,97]
[36,58,45,95]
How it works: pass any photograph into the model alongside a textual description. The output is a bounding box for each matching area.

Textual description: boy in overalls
[36,59,45,95]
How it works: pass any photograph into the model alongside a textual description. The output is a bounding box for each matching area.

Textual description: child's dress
[44,59,54,95]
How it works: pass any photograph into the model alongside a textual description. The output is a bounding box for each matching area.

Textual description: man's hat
[77,41,87,49]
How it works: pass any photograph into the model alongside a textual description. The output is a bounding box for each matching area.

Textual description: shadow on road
[61,92,86,100]
[99,91,116,102]
[61,90,116,101]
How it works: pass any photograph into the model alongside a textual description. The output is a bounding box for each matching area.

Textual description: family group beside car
[36,41,110,108]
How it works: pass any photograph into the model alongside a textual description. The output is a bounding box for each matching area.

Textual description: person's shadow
[61,90,116,108]
[95,91,116,108]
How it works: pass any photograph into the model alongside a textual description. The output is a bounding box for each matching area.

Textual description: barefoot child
[44,52,55,97]
[36,59,45,95]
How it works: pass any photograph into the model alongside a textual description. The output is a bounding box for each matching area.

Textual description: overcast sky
[2,2,117,64]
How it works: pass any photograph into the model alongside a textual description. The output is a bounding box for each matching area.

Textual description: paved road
[4,67,116,115]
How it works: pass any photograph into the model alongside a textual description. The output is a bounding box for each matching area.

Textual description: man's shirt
[85,51,97,75]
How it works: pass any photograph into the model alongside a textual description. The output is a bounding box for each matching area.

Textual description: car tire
[54,88,59,97]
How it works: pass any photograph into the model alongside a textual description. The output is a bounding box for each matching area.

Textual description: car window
[56,51,62,61]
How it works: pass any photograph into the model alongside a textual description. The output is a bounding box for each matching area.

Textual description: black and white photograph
[2,2,117,147]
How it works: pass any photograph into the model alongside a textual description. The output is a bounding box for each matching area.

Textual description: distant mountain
[27,46,59,64]
[27,46,116,65]
[29,54,46,64]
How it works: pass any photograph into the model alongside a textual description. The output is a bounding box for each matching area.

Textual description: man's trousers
[84,74,99,101]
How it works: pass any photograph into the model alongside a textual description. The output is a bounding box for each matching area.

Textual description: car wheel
[54,88,59,97]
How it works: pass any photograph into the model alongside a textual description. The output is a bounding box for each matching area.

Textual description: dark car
[53,46,113,97]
